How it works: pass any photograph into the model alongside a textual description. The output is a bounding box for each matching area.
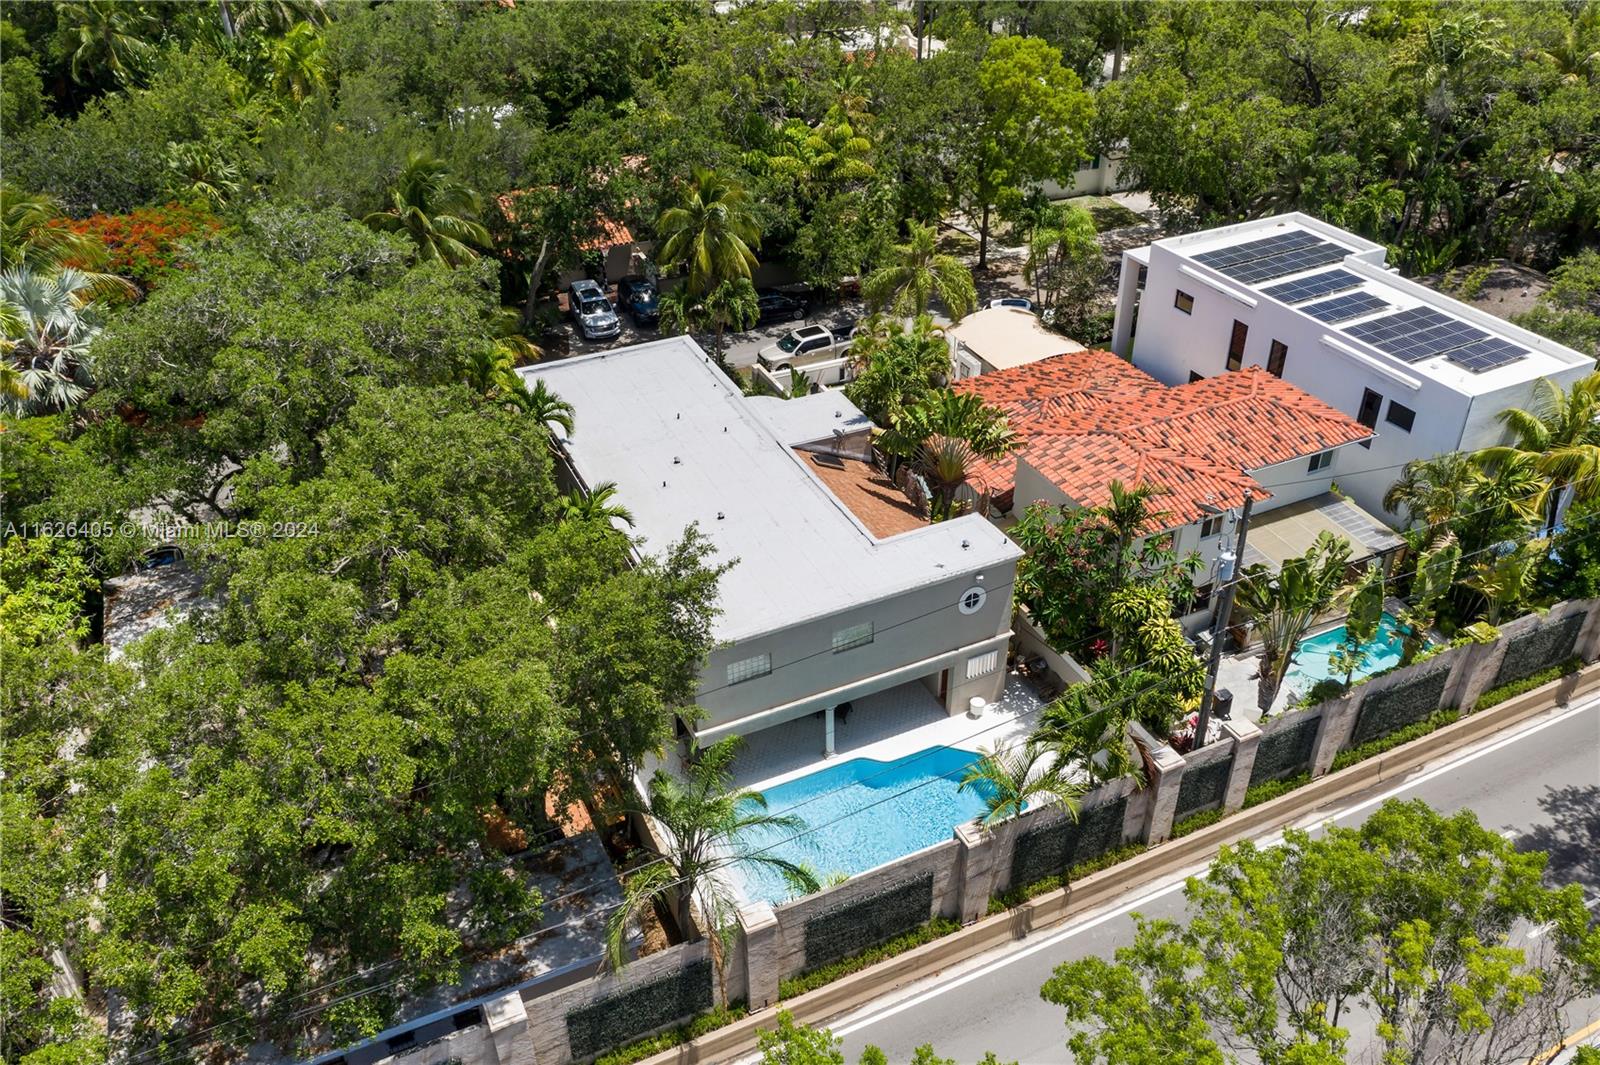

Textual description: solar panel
[1193,230,1321,270]
[1445,337,1529,373]
[1223,243,1350,284]
[1345,307,1451,345]
[1302,291,1389,323]
[1382,320,1491,363]
[1262,269,1362,304]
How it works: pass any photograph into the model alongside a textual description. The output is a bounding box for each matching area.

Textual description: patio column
[485,989,532,1065]
[824,706,836,757]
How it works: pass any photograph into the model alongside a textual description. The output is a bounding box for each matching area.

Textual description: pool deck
[728,675,1044,797]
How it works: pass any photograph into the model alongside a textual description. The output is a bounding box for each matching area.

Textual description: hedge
[1331,708,1460,773]
[990,842,1149,912]
[1477,656,1583,710]
[1169,807,1226,839]
[566,959,713,1063]
[1008,795,1128,892]
[780,917,958,999]
[1243,772,1310,809]
[1173,754,1231,818]
[1248,715,1320,787]
[802,874,933,971]
[1493,613,1584,688]
[1348,667,1450,748]
[592,1003,749,1065]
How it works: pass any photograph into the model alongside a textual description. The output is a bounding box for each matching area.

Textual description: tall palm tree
[558,481,635,530]
[363,152,491,268]
[1477,372,1600,532]
[1039,661,1169,782]
[881,389,1015,520]
[958,738,1083,880]
[0,185,137,301]
[655,169,761,297]
[514,378,575,442]
[1100,481,1170,601]
[0,267,104,414]
[1383,451,1479,529]
[606,739,818,968]
[1235,532,1353,713]
[269,21,327,104]
[659,277,759,365]
[58,0,157,85]
[862,222,977,323]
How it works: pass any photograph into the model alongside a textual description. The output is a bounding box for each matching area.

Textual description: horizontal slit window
[832,622,873,653]
[726,653,772,685]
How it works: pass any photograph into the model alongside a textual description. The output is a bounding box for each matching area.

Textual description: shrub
[989,842,1149,913]
[59,203,223,292]
[1476,656,1583,711]
[591,1003,749,1065]
[1331,708,1461,773]
[1299,678,1346,707]
[779,918,959,999]
[1169,808,1227,839]
[1242,772,1310,809]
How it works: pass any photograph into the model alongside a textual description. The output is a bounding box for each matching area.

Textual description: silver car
[569,280,621,340]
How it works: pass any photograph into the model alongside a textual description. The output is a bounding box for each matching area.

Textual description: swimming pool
[1285,612,1409,694]
[732,746,993,904]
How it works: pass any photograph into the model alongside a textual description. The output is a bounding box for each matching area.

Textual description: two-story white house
[519,337,1022,756]
[1111,212,1597,525]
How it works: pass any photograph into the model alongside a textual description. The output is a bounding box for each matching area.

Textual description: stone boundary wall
[359,598,1600,1065]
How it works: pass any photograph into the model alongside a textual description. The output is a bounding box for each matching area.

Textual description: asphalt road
[822,695,1600,1065]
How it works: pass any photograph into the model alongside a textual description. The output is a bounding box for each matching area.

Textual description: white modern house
[1111,213,1597,524]
[519,337,1022,755]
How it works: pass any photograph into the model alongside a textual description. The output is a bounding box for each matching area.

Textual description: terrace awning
[1242,492,1403,571]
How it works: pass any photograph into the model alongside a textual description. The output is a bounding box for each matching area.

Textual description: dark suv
[756,288,807,324]
[616,275,660,327]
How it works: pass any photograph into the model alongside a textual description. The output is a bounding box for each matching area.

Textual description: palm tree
[1330,564,1385,688]
[958,738,1083,877]
[1101,481,1170,601]
[659,277,759,366]
[269,21,327,104]
[363,152,491,268]
[655,169,761,297]
[164,142,243,210]
[606,739,818,968]
[1039,661,1169,781]
[1534,4,1599,84]
[221,0,330,38]
[1460,539,1546,626]
[1,267,104,414]
[881,390,1015,520]
[1023,203,1100,318]
[1234,532,1353,713]
[559,481,636,530]
[58,0,157,85]
[1395,540,1459,665]
[1477,372,1600,532]
[1383,452,1479,529]
[862,222,977,323]
[0,185,137,301]
[843,314,948,427]
[514,378,575,442]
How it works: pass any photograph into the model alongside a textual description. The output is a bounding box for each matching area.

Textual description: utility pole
[1195,491,1253,750]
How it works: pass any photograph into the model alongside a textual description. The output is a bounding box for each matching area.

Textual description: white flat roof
[520,338,1020,643]
[1154,212,1594,395]
[949,306,1086,370]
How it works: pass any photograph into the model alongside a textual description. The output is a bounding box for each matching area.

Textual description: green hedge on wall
[566,958,713,1063]
[1494,613,1584,688]
[1174,754,1232,818]
[803,873,933,972]
[1348,667,1450,748]
[1008,795,1128,892]
[1249,715,1320,787]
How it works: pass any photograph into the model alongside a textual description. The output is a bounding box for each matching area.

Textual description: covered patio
[1241,491,1404,572]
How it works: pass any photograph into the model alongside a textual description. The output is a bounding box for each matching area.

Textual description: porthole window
[958,586,987,615]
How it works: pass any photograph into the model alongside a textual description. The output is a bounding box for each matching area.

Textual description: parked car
[616,275,660,327]
[757,325,842,371]
[568,279,621,340]
[756,287,808,324]
[987,296,1035,311]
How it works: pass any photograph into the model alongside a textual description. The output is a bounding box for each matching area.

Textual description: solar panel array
[1262,269,1362,305]
[1302,291,1389,323]
[1342,305,1529,370]
[1193,230,1351,284]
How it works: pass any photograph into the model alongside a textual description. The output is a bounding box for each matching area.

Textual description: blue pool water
[1285,612,1409,693]
[733,746,993,904]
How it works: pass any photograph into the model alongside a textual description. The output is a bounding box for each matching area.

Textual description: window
[1267,340,1288,377]
[1226,320,1248,371]
[966,650,999,680]
[831,622,873,653]
[1307,450,1334,473]
[1174,289,1194,314]
[1386,401,1416,433]
[1356,387,1382,448]
[1188,370,1205,384]
[1200,515,1223,538]
[958,586,988,615]
[726,653,771,685]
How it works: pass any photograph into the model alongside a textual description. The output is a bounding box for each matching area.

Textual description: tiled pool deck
[728,675,1045,795]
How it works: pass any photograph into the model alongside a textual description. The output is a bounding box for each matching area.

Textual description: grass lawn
[1068,195,1147,231]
